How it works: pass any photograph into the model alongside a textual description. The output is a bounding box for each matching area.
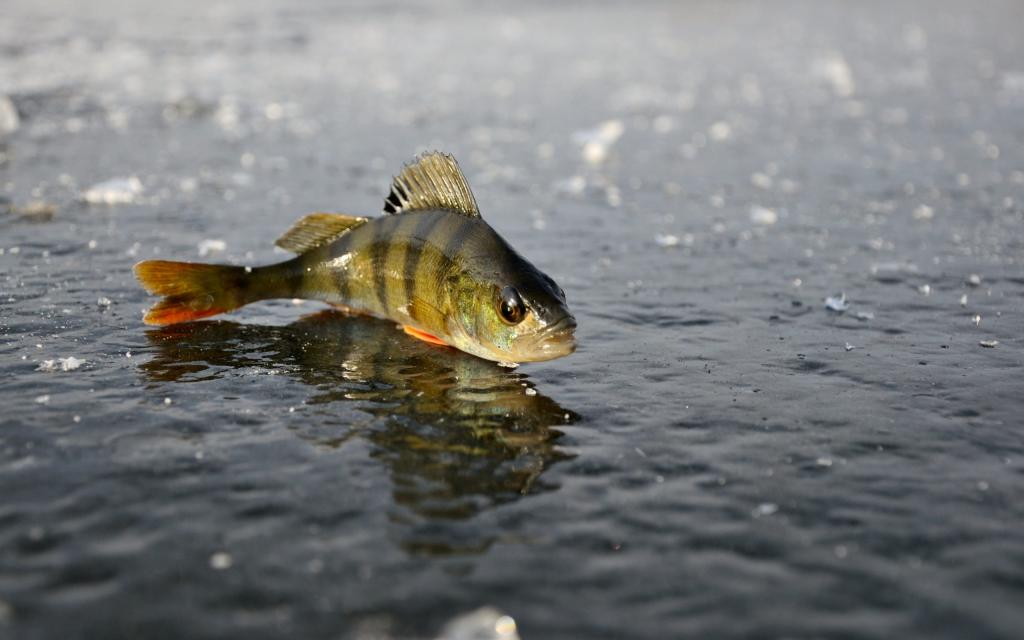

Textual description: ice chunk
[967,273,982,287]
[751,503,778,518]
[83,177,143,204]
[654,233,680,247]
[917,284,931,295]
[555,175,587,195]
[0,95,18,135]
[749,205,778,225]
[825,293,848,312]
[197,239,227,257]
[34,394,50,404]
[573,119,624,165]
[814,51,855,97]
[708,121,732,141]
[751,172,773,189]
[436,607,519,640]
[37,357,85,372]
[18,201,55,220]
[209,552,232,570]
[912,204,934,220]
[979,340,998,348]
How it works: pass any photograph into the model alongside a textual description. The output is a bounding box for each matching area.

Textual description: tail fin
[134,260,251,325]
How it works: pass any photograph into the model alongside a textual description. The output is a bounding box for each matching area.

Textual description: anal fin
[403,325,449,347]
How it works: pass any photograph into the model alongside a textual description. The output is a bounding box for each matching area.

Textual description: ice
[708,121,732,141]
[960,294,968,307]
[855,311,874,321]
[917,284,931,295]
[572,119,624,165]
[654,233,680,247]
[37,357,85,372]
[912,204,934,220]
[436,607,519,640]
[751,503,778,518]
[814,51,855,97]
[749,205,778,225]
[0,95,19,135]
[816,457,834,467]
[751,172,773,189]
[967,274,982,287]
[209,552,233,570]
[825,293,848,312]
[82,176,143,204]
[197,239,227,257]
[979,340,998,348]
[18,201,55,220]
[555,175,587,195]
[34,394,50,404]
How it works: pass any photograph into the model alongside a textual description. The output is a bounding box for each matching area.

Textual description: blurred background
[2,1,1023,639]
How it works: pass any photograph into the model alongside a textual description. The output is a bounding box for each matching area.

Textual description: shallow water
[2,0,1024,638]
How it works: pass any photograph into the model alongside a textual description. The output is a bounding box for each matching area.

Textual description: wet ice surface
[2,0,1024,638]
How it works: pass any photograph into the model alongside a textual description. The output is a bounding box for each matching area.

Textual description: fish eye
[497,286,526,325]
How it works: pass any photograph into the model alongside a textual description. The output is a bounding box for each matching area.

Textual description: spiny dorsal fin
[275,212,367,253]
[382,152,480,217]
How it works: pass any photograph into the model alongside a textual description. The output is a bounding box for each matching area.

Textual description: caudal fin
[134,260,250,325]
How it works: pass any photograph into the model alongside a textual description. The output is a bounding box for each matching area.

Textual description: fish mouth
[519,315,577,361]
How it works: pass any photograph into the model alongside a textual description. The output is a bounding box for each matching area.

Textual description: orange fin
[134,260,248,325]
[403,325,448,346]
[144,299,228,325]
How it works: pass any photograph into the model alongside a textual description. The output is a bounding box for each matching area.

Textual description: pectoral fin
[403,325,449,347]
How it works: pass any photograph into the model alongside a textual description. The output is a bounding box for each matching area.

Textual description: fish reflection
[140,310,578,555]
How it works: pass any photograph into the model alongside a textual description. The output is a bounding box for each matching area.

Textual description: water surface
[2,1,1023,638]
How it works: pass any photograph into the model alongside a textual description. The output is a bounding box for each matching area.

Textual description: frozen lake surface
[2,1,1023,638]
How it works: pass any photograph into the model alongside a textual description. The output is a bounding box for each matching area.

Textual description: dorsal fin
[275,212,367,253]
[382,152,480,217]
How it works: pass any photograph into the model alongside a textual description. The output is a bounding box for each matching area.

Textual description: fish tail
[134,260,255,325]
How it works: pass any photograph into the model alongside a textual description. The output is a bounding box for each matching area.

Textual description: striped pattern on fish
[134,152,576,364]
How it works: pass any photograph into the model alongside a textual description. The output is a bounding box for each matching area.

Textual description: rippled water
[2,1,1024,638]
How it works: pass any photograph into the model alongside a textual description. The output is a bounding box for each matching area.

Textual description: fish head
[447,256,576,364]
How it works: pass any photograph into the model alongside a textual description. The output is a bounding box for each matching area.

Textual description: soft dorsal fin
[382,152,480,217]
[275,212,367,253]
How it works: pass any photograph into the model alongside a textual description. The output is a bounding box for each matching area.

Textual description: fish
[134,152,576,364]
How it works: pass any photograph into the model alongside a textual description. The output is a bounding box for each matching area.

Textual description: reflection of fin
[327,302,372,316]
[403,325,448,346]
[135,260,247,325]
[275,213,367,253]
[383,152,480,217]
